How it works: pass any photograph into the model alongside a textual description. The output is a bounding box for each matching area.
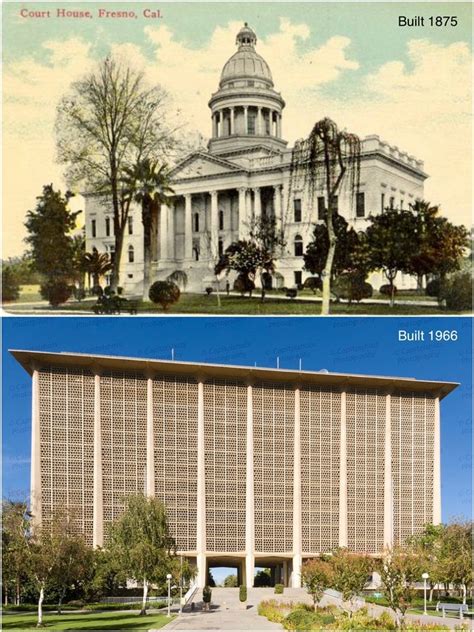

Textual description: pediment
[171,152,242,180]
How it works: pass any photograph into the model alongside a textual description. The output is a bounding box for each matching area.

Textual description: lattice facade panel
[391,392,435,545]
[300,387,341,553]
[38,367,95,545]
[204,380,247,552]
[346,389,386,553]
[253,382,294,553]
[100,372,147,537]
[153,375,198,552]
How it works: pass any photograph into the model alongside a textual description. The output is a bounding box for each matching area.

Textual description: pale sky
[3,2,472,258]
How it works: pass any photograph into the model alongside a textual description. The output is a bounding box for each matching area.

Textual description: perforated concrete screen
[20,350,452,588]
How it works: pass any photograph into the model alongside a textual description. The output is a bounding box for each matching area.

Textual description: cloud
[2,21,472,257]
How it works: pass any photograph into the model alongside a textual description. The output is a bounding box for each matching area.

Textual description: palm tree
[82,250,113,289]
[122,159,174,300]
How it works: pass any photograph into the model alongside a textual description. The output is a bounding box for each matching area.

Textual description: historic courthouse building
[13,349,455,588]
[86,23,427,293]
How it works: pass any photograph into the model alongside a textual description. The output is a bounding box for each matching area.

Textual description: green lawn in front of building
[2,610,174,630]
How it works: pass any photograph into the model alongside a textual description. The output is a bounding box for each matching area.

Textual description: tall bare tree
[56,57,177,291]
[289,118,361,315]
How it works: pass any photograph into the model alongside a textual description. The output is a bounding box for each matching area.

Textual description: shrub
[275,584,284,594]
[425,278,441,297]
[91,284,103,296]
[284,607,335,630]
[258,599,291,624]
[40,280,72,306]
[233,274,255,296]
[148,280,181,311]
[333,272,372,304]
[286,288,298,298]
[202,586,212,603]
[117,286,123,295]
[303,276,322,293]
[379,283,397,296]
[2,266,20,301]
[205,286,213,295]
[239,585,247,602]
[439,271,472,311]
[104,286,115,296]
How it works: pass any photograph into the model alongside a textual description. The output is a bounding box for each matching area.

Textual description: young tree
[108,494,176,616]
[289,118,361,315]
[24,185,80,305]
[223,574,238,587]
[121,159,174,300]
[439,521,472,605]
[301,558,334,611]
[248,215,286,301]
[2,501,30,606]
[330,549,373,617]
[82,250,113,289]
[2,266,20,302]
[380,546,422,629]
[56,56,177,291]
[407,524,445,602]
[365,209,417,307]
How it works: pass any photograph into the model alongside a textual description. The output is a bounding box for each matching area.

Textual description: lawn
[2,610,174,630]
[4,293,459,316]
[365,594,473,618]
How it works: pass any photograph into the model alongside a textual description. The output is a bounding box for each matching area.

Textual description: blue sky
[3,316,471,521]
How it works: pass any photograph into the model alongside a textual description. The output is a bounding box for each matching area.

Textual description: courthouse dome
[220,23,273,88]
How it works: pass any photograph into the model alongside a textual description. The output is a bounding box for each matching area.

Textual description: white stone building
[85,23,427,294]
[13,349,455,588]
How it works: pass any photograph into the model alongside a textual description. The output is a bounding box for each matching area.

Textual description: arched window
[194,213,200,233]
[128,245,134,263]
[219,210,224,231]
[294,235,303,257]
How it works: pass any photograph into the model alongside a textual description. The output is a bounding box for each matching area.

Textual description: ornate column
[245,382,255,587]
[146,372,155,498]
[210,191,219,256]
[244,106,248,135]
[257,107,262,136]
[292,386,302,588]
[184,194,193,260]
[273,185,283,231]
[212,113,217,138]
[239,187,248,239]
[339,390,348,548]
[196,378,207,587]
[93,369,103,548]
[31,365,42,529]
[383,393,393,548]
[277,113,282,138]
[167,204,174,261]
[230,107,235,135]
[433,397,441,524]
[159,204,168,262]
[253,187,261,222]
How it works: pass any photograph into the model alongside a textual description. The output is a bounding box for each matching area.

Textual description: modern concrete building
[85,23,427,294]
[12,349,456,588]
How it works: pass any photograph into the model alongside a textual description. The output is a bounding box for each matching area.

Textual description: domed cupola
[208,23,287,156]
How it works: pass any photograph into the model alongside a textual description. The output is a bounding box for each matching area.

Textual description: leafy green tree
[365,209,417,307]
[108,494,175,616]
[407,524,445,602]
[301,558,334,610]
[56,56,178,291]
[439,522,472,605]
[2,266,20,302]
[380,546,422,629]
[254,568,272,587]
[148,280,180,311]
[122,159,174,300]
[2,501,30,606]
[289,118,361,315]
[224,574,238,587]
[330,549,372,617]
[24,185,80,305]
[83,548,127,602]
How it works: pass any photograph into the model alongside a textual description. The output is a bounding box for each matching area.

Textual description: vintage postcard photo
[2,2,472,316]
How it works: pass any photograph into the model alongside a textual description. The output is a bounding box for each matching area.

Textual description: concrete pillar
[433,397,441,524]
[196,379,206,587]
[339,390,348,548]
[184,194,193,260]
[283,560,288,587]
[257,107,262,135]
[245,383,255,588]
[146,374,155,498]
[210,191,219,256]
[230,107,235,135]
[277,113,282,138]
[384,394,393,549]
[292,387,302,588]
[93,370,103,548]
[239,188,248,239]
[167,205,174,261]
[273,185,282,230]
[244,106,248,135]
[31,366,42,529]
[212,113,217,138]
[159,204,168,261]
[253,188,261,222]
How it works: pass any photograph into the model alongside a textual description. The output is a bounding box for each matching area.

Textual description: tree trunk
[140,578,148,616]
[37,584,45,627]
[417,274,424,294]
[4,587,8,606]
[321,201,337,316]
[429,585,434,602]
[462,583,467,605]
[260,271,266,302]
[142,202,153,301]
[110,226,125,292]
[57,586,66,615]
[16,578,20,606]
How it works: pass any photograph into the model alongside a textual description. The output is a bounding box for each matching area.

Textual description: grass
[5,293,458,316]
[2,610,174,630]
[365,594,473,618]
[16,284,42,303]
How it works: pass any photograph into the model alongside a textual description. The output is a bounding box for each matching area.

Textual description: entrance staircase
[187,586,310,611]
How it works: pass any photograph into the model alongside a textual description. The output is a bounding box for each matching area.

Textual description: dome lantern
[236,22,257,49]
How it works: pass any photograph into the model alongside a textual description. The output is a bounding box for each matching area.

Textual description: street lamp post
[422,572,430,616]
[167,573,172,618]
[179,556,183,615]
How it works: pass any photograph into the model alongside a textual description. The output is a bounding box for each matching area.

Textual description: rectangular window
[381,193,385,213]
[294,199,302,223]
[317,196,325,220]
[390,196,395,209]
[105,217,110,237]
[128,216,133,235]
[400,199,404,209]
[294,271,302,286]
[91,219,96,238]
[356,192,365,217]
[219,211,224,231]
[218,239,224,256]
